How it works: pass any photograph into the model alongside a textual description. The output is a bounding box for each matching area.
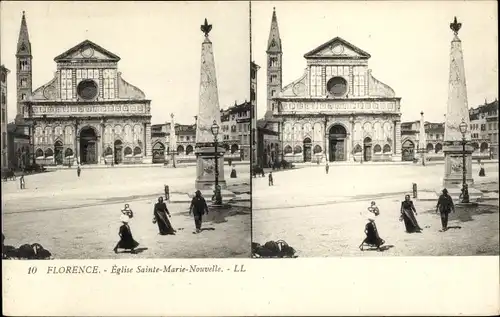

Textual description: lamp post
[211,120,222,205]
[459,119,470,203]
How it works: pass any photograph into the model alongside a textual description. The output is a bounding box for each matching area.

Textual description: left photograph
[1,1,251,259]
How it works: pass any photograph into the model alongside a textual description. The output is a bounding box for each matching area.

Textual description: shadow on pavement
[119,247,148,254]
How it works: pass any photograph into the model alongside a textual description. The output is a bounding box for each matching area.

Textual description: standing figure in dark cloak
[478,161,486,177]
[77,165,81,177]
[230,165,237,178]
[325,163,329,174]
[436,188,455,232]
[268,172,273,186]
[153,197,176,235]
[400,195,422,233]
[189,190,209,234]
[113,216,139,253]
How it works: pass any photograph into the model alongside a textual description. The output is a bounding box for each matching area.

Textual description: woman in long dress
[359,201,385,251]
[400,195,422,233]
[153,197,176,235]
[113,215,139,253]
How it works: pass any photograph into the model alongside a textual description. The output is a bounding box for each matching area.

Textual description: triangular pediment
[54,40,120,62]
[304,37,371,59]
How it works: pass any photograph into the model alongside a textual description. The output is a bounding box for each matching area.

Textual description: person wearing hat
[400,194,422,233]
[436,188,455,232]
[113,215,139,254]
[189,190,209,234]
[359,201,385,251]
[121,204,134,219]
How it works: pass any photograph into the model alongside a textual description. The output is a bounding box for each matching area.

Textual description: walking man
[325,163,329,174]
[436,188,455,232]
[164,185,170,202]
[189,190,209,234]
[268,172,273,186]
[77,165,81,177]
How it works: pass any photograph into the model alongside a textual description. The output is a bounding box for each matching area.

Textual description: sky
[1,1,250,125]
[251,1,498,123]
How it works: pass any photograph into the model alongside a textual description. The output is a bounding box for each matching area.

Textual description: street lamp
[459,119,470,203]
[211,120,222,205]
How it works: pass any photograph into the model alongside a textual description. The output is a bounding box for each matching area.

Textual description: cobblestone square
[252,163,499,257]
[2,165,251,258]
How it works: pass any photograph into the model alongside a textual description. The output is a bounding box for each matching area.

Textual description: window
[21,93,27,100]
[271,90,276,97]
[2,132,6,148]
[20,78,27,87]
[1,93,5,105]
[19,60,30,71]
[269,57,278,68]
[250,89,256,102]
[481,124,486,131]
[1,109,5,122]
[270,74,277,83]
[251,68,256,79]
[326,77,348,97]
[0,72,5,83]
[429,134,433,139]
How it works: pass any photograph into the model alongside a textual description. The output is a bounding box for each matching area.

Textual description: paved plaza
[253,163,499,257]
[2,165,251,259]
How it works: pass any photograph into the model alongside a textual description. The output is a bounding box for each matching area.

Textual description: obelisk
[195,19,226,190]
[169,113,177,167]
[418,111,426,166]
[443,17,473,187]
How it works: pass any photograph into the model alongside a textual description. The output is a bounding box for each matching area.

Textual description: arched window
[65,148,74,157]
[284,145,292,154]
[435,143,443,153]
[104,147,112,156]
[383,144,392,153]
[313,145,322,154]
[373,144,382,153]
[35,148,44,158]
[353,144,362,153]
[426,143,434,153]
[294,145,302,154]
[133,147,142,156]
[231,144,239,154]
[177,145,184,155]
[186,145,194,155]
[124,147,133,156]
[45,148,54,157]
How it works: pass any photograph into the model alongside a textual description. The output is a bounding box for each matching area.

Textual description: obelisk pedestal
[195,19,227,191]
[443,17,474,188]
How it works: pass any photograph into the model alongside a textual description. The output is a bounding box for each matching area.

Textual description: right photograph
[251,1,499,257]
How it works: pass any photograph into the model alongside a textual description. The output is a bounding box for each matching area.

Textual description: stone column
[443,17,473,187]
[194,19,226,190]
[142,122,152,163]
[169,113,177,167]
[99,121,104,164]
[349,116,355,161]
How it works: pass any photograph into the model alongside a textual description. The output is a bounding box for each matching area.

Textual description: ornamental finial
[450,16,462,35]
[200,18,212,37]
[170,113,174,119]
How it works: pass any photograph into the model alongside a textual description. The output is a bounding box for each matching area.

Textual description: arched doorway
[54,140,64,165]
[329,125,347,161]
[114,140,123,164]
[363,137,372,161]
[402,139,415,161]
[79,127,98,164]
[152,142,165,163]
[303,137,312,162]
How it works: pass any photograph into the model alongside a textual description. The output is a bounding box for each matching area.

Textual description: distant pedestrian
[189,190,209,234]
[77,165,81,177]
[479,162,485,177]
[19,175,25,189]
[164,185,170,201]
[325,163,329,174]
[268,172,273,186]
[230,165,237,178]
[113,215,139,254]
[436,188,455,232]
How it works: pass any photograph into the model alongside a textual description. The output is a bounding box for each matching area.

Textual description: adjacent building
[251,61,260,164]
[17,12,152,166]
[401,121,445,161]
[1,65,10,170]
[220,101,251,160]
[469,99,498,159]
[263,8,403,163]
[151,122,196,164]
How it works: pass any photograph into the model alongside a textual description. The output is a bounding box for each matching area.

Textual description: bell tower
[16,11,32,119]
[266,7,282,118]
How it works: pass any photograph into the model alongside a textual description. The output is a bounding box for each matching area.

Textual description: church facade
[266,9,402,163]
[17,13,152,166]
